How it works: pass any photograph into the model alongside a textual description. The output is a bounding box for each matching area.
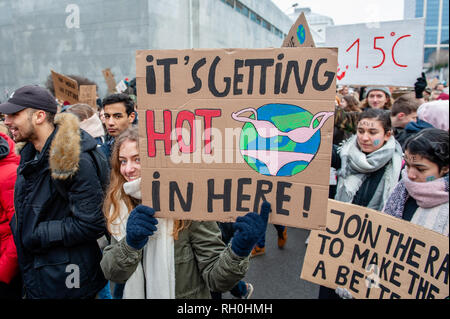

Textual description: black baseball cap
[0,85,57,114]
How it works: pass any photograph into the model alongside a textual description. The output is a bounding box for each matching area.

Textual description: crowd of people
[326,79,449,299]
[0,71,448,299]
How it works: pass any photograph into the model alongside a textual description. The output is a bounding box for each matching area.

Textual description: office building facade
[0,0,293,98]
[404,0,449,65]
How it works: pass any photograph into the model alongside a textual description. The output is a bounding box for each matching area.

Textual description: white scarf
[412,203,449,236]
[335,135,403,211]
[109,178,175,299]
[79,114,105,138]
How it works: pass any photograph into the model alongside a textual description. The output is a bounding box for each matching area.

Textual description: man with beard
[0,85,107,298]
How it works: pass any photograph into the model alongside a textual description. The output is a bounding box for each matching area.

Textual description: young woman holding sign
[100,127,267,299]
[319,108,403,299]
[383,128,449,236]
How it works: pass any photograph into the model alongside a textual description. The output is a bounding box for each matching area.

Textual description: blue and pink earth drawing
[297,24,306,44]
[237,104,323,177]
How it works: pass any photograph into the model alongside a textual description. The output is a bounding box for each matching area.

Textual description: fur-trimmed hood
[11,113,108,299]
[0,131,20,164]
[50,112,83,179]
[16,112,98,180]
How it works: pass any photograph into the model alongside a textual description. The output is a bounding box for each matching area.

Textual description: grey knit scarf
[335,135,403,211]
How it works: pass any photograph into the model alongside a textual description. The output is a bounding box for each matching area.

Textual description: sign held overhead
[283,12,316,48]
[102,68,117,94]
[324,18,425,87]
[51,70,79,105]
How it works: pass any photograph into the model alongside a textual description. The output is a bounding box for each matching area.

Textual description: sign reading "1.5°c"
[325,18,425,87]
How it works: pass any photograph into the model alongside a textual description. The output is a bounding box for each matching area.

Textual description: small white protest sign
[325,18,425,87]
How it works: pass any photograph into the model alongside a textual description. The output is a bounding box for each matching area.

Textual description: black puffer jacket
[10,113,107,299]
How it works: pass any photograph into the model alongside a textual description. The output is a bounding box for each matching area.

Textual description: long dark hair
[342,95,361,112]
[404,128,449,172]
[103,127,140,235]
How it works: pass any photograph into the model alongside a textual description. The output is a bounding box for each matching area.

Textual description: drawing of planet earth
[297,24,306,44]
[239,104,321,176]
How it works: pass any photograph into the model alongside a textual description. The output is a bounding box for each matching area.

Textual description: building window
[219,0,285,39]
[274,27,283,38]
[235,1,249,17]
[222,0,235,8]
[255,14,262,25]
[262,19,271,31]
[441,27,449,44]
[415,0,424,17]
[425,28,439,44]
[424,47,437,63]
[442,0,449,26]
[425,28,438,44]
[426,0,440,27]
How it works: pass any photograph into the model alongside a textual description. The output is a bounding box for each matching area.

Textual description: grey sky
[271,0,405,25]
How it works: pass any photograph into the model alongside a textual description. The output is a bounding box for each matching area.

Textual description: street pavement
[223,226,321,299]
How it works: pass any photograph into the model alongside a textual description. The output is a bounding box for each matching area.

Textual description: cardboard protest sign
[282,12,316,48]
[51,70,79,105]
[428,78,440,90]
[136,48,337,230]
[301,199,449,299]
[116,80,128,93]
[324,18,425,87]
[79,85,97,110]
[102,68,117,94]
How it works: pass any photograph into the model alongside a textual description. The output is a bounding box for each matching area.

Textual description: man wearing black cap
[0,85,107,299]
[1,86,57,150]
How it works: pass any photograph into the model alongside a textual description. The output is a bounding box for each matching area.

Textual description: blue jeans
[113,283,125,299]
[97,282,112,299]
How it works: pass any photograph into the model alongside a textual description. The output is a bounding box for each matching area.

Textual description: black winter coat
[10,113,107,298]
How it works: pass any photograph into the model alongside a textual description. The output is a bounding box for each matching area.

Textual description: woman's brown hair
[103,127,139,235]
[360,92,393,110]
[341,95,361,112]
[66,103,94,121]
[103,126,191,239]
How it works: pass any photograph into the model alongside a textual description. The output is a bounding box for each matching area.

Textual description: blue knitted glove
[126,205,158,250]
[231,202,271,257]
